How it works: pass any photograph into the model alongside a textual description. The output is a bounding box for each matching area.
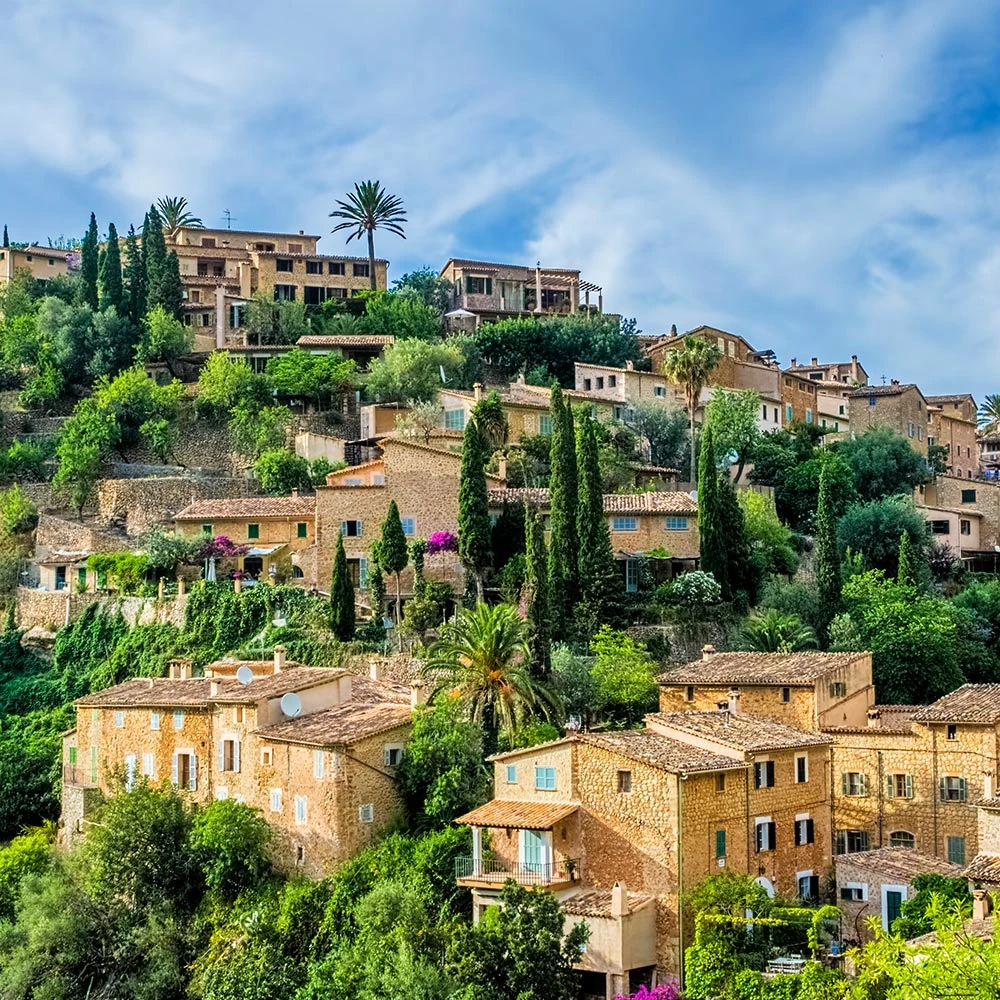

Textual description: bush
[189,799,272,901]
[254,449,311,495]
[669,571,722,606]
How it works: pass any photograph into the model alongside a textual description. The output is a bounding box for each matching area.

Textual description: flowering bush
[199,535,250,559]
[615,984,680,1000]
[427,530,458,554]
[670,571,722,606]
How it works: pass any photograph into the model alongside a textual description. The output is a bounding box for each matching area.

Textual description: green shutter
[905,774,913,799]
[248,524,260,540]
[297,522,307,538]
[940,777,947,801]
[959,778,968,801]
[841,773,849,795]
[858,773,867,796]
[715,829,726,858]
[886,775,895,798]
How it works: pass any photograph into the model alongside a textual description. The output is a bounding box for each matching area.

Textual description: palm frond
[156,196,203,237]
[329,180,407,241]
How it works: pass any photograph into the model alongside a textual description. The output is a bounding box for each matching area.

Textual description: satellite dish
[689,490,698,501]
[273,613,286,628]
[236,665,254,686]
[280,692,302,718]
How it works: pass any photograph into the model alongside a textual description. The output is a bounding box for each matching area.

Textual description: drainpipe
[877,750,884,848]
[677,772,687,985]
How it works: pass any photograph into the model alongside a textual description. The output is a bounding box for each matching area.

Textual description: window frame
[611,516,640,532]
[534,766,557,791]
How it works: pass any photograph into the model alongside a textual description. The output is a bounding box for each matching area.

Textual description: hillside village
[1,197,1000,999]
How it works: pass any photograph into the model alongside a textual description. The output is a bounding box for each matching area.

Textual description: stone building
[848,382,929,453]
[0,244,72,285]
[785,355,867,438]
[61,647,415,875]
[926,394,978,480]
[917,474,1000,568]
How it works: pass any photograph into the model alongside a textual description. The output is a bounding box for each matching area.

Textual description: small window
[295,795,308,824]
[296,844,306,865]
[288,243,302,254]
[795,755,808,783]
[947,724,957,740]
[798,874,819,903]
[842,772,867,796]
[654,385,666,397]
[535,766,557,790]
[886,774,914,799]
[261,748,273,766]
[305,260,323,274]
[384,745,403,767]
[273,284,296,301]
[835,829,870,854]
[444,409,467,431]
[939,776,967,801]
[201,237,216,248]
[715,828,726,859]
[617,769,632,793]
[400,517,415,536]
[142,753,155,778]
[68,747,77,766]
[962,489,977,503]
[840,884,866,901]
[890,831,915,849]
[829,681,847,698]
[947,835,966,865]
[785,403,793,422]
[328,261,345,275]
[297,522,308,539]
[270,788,283,812]
[665,516,688,531]
[961,520,972,536]
[583,378,592,390]
[715,773,726,793]
[276,258,293,272]
[781,686,791,703]
[234,706,245,724]
[625,559,640,593]
[839,404,845,415]
[539,414,554,436]
[505,764,517,783]
[755,819,776,852]
[359,803,374,823]
[869,395,877,407]
[114,711,124,728]
[908,422,914,438]
[754,761,775,789]
[685,685,695,702]
[202,523,213,536]
[173,711,184,731]
[931,520,950,535]
[805,409,812,424]
[596,377,605,389]
[248,523,260,540]
[608,375,617,387]
[340,520,363,537]
[354,262,370,278]
[794,817,815,845]
[314,750,325,779]
[612,516,639,531]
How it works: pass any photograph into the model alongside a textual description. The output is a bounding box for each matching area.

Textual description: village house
[26,513,131,593]
[61,647,416,876]
[848,382,929,454]
[925,394,979,479]
[227,334,394,375]
[780,369,820,427]
[0,244,73,285]
[785,356,867,438]
[916,474,1000,570]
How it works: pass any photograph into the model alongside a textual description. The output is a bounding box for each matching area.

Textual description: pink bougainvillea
[200,535,249,559]
[615,985,680,1000]
[427,530,458,554]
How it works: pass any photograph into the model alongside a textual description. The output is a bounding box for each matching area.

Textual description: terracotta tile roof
[577,730,744,773]
[963,854,1000,883]
[441,258,580,277]
[648,711,832,752]
[909,917,995,948]
[175,496,316,520]
[561,889,656,917]
[454,799,579,829]
[252,250,388,264]
[980,798,1000,810]
[258,702,411,747]
[837,848,962,881]
[911,685,1000,725]
[660,650,867,686]
[848,384,919,398]
[181,274,238,285]
[926,394,975,405]
[296,335,394,347]
[487,489,698,515]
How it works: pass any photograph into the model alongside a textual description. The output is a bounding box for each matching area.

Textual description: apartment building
[926,394,978,479]
[780,369,820,427]
[848,382,929,453]
[785,356,869,388]
[0,244,73,285]
[61,648,415,875]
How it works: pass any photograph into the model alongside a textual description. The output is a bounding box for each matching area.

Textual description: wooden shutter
[755,823,764,852]
[171,753,179,785]
[794,821,802,846]
[886,775,895,798]
[841,773,849,795]
[904,774,913,799]
[767,761,775,787]
[357,521,363,537]
[939,777,947,801]
[715,829,726,858]
[767,822,776,850]
[858,773,867,796]
[806,819,815,844]
[233,740,240,774]
[190,755,198,791]
[809,876,820,900]
[959,778,968,801]
[218,741,226,773]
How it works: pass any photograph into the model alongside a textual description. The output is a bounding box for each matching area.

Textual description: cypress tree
[716,474,754,606]
[99,222,124,313]
[547,385,579,632]
[2,225,8,248]
[330,531,355,640]
[697,423,729,599]
[575,414,620,636]
[124,224,146,323]
[525,506,551,676]
[897,530,921,588]
[379,500,409,639]
[158,250,184,320]
[143,206,167,313]
[457,416,492,603]
[367,544,387,634]
[814,463,841,640]
[80,212,99,310]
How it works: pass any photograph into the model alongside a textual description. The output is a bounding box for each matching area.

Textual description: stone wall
[34,513,130,556]
[16,587,188,631]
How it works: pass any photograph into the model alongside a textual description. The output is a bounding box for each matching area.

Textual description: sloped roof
[648,711,832,752]
[561,889,656,917]
[258,703,411,747]
[175,496,316,520]
[659,651,868,686]
[912,685,1000,725]
[455,800,579,829]
[487,488,697,515]
[963,854,1000,883]
[576,730,743,773]
[838,848,962,881]
[296,335,394,347]
[848,383,919,398]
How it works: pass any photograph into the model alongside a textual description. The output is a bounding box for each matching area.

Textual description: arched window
[293,566,304,579]
[889,831,915,849]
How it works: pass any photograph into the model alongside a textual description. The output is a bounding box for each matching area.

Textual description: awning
[246,544,286,557]
[455,799,578,829]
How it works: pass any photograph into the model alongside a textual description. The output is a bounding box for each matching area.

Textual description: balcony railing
[63,766,97,787]
[455,856,578,885]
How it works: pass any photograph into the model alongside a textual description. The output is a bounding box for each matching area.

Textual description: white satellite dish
[236,665,254,686]
[280,692,302,718]
[689,490,698,501]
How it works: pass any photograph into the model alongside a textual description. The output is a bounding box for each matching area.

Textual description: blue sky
[3,0,1000,396]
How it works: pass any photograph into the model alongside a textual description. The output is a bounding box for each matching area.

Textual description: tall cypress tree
[124,224,146,324]
[897,530,921,588]
[525,506,551,676]
[143,206,167,313]
[575,414,619,636]
[457,416,492,603]
[379,500,409,639]
[547,385,579,632]
[2,225,8,248]
[158,250,184,320]
[99,222,123,313]
[814,463,841,641]
[716,474,754,606]
[330,531,356,640]
[80,212,99,310]
[697,423,729,599]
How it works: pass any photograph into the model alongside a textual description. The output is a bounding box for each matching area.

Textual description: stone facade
[926,395,979,479]
[919,474,1000,550]
[848,383,928,453]
[780,370,820,427]
[0,245,72,284]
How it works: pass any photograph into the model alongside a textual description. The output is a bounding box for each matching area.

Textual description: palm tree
[330,180,406,290]
[156,196,203,240]
[738,609,817,653]
[662,335,722,483]
[979,394,1000,431]
[422,603,558,740]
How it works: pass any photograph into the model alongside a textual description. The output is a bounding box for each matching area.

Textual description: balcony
[455,856,579,887]
[63,765,96,788]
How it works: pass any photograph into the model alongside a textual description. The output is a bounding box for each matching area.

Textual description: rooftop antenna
[222,209,237,230]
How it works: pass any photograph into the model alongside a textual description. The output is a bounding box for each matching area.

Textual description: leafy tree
[366,337,465,404]
[98,221,123,313]
[524,507,551,676]
[662,335,721,482]
[897,529,922,588]
[189,799,272,901]
[471,389,509,449]
[395,698,489,830]
[380,500,409,630]
[245,292,311,345]
[778,451,858,532]
[550,644,597,725]
[253,449,311,494]
[839,426,929,501]
[738,489,798,580]
[457,417,492,603]
[136,304,193,374]
[0,485,37,537]
[367,544,387,629]
[891,874,971,939]
[0,825,52,922]
[157,249,184,319]
[143,525,199,574]
[53,400,114,516]
[697,424,729,598]
[266,349,357,409]
[591,625,658,724]
[837,496,929,576]
[229,401,291,459]
[88,305,136,379]
[547,385,578,631]
[196,351,272,421]
[80,211,99,310]
[330,180,407,290]
[156,195,203,238]
[705,388,760,482]
[330,530,356,641]
[91,364,183,452]
[1,225,6,247]
[139,415,176,462]
[738,610,817,652]
[123,223,146,323]
[624,402,690,471]
[357,289,441,341]
[391,267,454,312]
[716,473,755,605]
[36,295,95,386]
[395,400,444,444]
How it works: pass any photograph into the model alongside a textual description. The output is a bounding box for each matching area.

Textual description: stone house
[174,494,317,586]
[848,382,929,453]
[785,356,866,438]
[926,394,978,479]
[61,647,415,876]
[780,370,820,427]
[0,244,72,285]
[834,848,961,944]
[785,356,869,387]
[28,513,131,593]
[917,474,1000,567]
[227,334,394,376]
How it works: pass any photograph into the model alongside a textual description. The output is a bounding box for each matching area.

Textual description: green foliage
[230,401,291,459]
[524,508,551,675]
[739,489,799,579]
[0,484,37,537]
[669,570,722,606]
[457,418,492,602]
[143,526,200,573]
[839,426,929,501]
[245,292,311,345]
[357,289,442,340]
[330,531,356,641]
[738,610,817,652]
[698,424,730,598]
[400,580,452,641]
[36,295,96,386]
[813,462,842,639]
[380,500,409,627]
[550,644,596,724]
[590,625,658,725]
[623,401,690,471]
[52,399,114,515]
[547,385,579,631]
[80,212,99,310]
[662,335,722,481]
[87,552,150,594]
[266,349,357,407]
[706,388,761,482]
[124,224,146,323]
[89,305,137,379]
[189,799,272,901]
[837,497,929,577]
[0,825,53,922]
[391,267,454,313]
[253,448,311,494]
[136,304,193,370]
[99,221,123,313]
[92,363,183,451]
[891,874,971,938]
[196,351,273,420]
[366,337,466,403]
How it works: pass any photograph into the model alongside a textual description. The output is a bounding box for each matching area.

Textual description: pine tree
[99,222,123,313]
[158,250,184,320]
[123,225,146,324]
[697,423,730,599]
[142,206,167,312]
[330,530,355,641]
[814,463,841,640]
[547,385,579,633]
[2,225,8,248]
[80,212,99,310]
[525,506,551,676]
[457,416,492,603]
[897,530,921,588]
[575,414,620,637]
[379,499,409,640]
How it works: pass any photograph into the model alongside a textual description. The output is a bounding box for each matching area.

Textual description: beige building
[785,356,867,439]
[848,382,929,453]
[0,245,72,286]
[917,474,1000,568]
[61,648,415,876]
[926,394,978,480]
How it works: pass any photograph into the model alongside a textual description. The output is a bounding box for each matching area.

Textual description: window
[505,764,518,783]
[839,404,845,415]
[202,523,213,536]
[305,260,323,274]
[841,884,867,901]
[782,686,791,703]
[835,829,870,854]
[762,403,768,420]
[312,749,326,779]
[270,788,283,812]
[715,773,726,793]
[939,776,967,801]
[400,517,415,536]
[535,766,557,790]
[219,739,240,773]
[273,284,296,301]
[608,375,617,387]
[340,520,363,537]
[68,747,77,766]
[296,844,306,865]
[869,395,877,407]
[444,409,466,431]
[886,774,914,799]
[596,377,605,389]
[842,772,868,796]
[806,409,812,424]
[248,523,260,540]
[384,745,403,767]
[539,414,554,435]
[685,685,695,702]
[617,769,632,793]
[358,558,368,589]
[233,706,245,724]
[328,261,345,275]
[947,724,957,740]
[794,817,815,845]
[190,289,201,304]
[962,489,977,503]
[90,746,98,785]
[359,803,375,823]
[114,711,124,728]
[930,520,950,534]
[288,243,302,254]
[918,425,923,441]
[173,710,184,730]
[261,748,273,766]
[728,340,735,358]
[947,835,966,866]
[718,337,726,352]
[908,422,914,438]
[612,516,639,531]
[655,385,666,397]
[276,258,293,272]
[961,519,972,535]
[715,828,726,859]
[665,516,688,531]
[755,818,776,852]
[201,237,216,248]
[172,752,197,791]
[142,753,155,778]
[625,559,640,593]
[295,795,308,824]
[795,755,808,783]
[785,404,793,422]
[829,681,847,698]
[889,831,915,848]
[327,286,348,298]
[354,262,371,278]
[754,761,775,789]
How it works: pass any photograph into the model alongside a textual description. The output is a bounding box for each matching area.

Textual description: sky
[3,0,1000,396]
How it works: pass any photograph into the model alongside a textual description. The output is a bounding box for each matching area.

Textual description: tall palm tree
[422,603,558,740]
[738,609,817,653]
[662,335,722,484]
[330,180,406,290]
[979,394,1000,431]
[156,196,203,240]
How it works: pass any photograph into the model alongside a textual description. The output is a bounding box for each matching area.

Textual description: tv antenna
[222,209,237,230]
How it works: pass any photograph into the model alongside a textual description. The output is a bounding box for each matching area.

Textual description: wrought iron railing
[63,766,97,787]
[454,856,578,884]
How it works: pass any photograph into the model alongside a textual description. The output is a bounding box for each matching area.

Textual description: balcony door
[519,829,551,876]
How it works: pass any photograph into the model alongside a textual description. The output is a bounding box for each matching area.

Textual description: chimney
[891,379,899,386]
[369,659,384,681]
[811,357,818,366]
[146,678,155,689]
[701,644,716,661]
[974,889,993,922]
[727,687,740,716]
[473,382,483,401]
[625,360,634,371]
[274,645,287,674]
[497,456,507,482]
[611,881,629,917]
[298,229,304,236]
[790,358,797,368]
[867,707,881,728]
[291,488,299,498]
[985,771,995,800]
[516,373,526,385]
[210,680,220,696]
[410,680,427,708]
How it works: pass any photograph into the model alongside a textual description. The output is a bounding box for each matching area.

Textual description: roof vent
[701,644,716,661]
